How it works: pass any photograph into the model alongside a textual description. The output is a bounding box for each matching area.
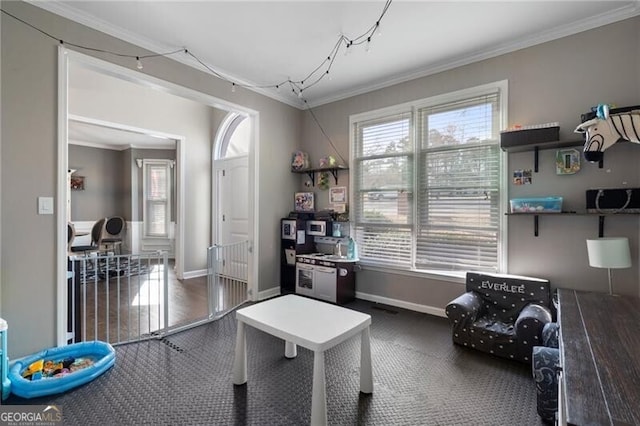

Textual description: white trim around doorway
[56,46,260,347]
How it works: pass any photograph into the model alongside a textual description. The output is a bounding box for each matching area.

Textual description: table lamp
[586,237,632,295]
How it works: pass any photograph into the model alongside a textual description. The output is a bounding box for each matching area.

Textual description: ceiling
[34,1,639,108]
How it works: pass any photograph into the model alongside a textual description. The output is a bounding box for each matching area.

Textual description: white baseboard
[257,286,281,301]
[355,291,447,318]
[252,286,446,317]
[183,269,207,279]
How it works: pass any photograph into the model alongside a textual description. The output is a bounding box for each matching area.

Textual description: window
[351,81,506,274]
[143,160,173,238]
[215,113,250,160]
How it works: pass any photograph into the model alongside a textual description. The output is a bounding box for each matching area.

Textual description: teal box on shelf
[510,197,563,213]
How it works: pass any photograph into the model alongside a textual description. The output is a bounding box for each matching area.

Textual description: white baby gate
[68,242,249,346]
[67,252,170,345]
[207,240,250,318]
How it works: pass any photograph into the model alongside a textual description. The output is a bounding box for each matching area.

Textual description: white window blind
[351,83,505,273]
[143,160,172,238]
[353,112,414,266]
[416,93,501,272]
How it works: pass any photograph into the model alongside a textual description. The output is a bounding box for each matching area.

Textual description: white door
[217,155,249,244]
[216,155,249,279]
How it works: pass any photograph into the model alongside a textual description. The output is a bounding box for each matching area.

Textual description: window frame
[142,159,173,239]
[215,112,250,160]
[349,81,508,279]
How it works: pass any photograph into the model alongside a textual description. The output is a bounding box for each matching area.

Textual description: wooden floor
[72,260,223,344]
[70,254,248,344]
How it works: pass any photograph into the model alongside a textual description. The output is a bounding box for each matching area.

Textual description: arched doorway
[213,112,250,246]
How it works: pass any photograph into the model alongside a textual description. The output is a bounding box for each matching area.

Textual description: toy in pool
[8,340,115,399]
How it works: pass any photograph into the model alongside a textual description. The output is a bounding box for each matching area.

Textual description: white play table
[232,294,373,426]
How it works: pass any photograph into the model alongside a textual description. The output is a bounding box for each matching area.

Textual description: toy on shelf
[576,103,640,163]
[318,172,330,190]
[291,151,310,171]
[318,155,337,168]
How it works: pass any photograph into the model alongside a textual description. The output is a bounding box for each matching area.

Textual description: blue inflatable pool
[9,341,115,399]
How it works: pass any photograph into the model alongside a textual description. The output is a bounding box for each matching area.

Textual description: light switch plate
[38,196,54,215]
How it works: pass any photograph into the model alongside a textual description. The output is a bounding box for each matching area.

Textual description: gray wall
[69,65,212,273]
[69,145,127,221]
[300,16,640,308]
[1,1,302,357]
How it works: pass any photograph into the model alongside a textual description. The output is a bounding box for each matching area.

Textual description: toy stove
[296,252,342,268]
[294,253,356,305]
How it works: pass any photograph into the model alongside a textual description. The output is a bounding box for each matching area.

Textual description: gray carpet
[4,299,544,425]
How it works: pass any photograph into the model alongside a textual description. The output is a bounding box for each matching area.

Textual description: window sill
[360,263,466,284]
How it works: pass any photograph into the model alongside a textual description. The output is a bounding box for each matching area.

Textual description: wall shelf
[500,139,583,153]
[292,165,348,186]
[501,140,585,172]
[506,212,638,237]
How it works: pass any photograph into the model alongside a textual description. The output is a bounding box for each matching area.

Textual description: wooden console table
[558,289,640,425]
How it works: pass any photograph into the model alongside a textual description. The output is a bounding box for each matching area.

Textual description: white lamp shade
[586,237,632,269]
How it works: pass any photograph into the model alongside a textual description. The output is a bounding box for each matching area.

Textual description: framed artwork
[332,203,346,213]
[512,169,532,185]
[556,149,581,175]
[329,186,347,204]
[294,192,315,212]
[291,151,309,171]
[70,176,85,190]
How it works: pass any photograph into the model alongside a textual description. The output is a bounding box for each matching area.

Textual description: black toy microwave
[306,220,331,236]
[281,219,297,240]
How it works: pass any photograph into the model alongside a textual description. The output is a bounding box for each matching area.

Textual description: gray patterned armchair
[532,322,560,422]
[445,272,552,363]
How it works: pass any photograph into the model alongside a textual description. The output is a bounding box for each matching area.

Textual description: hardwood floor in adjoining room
[75,260,210,343]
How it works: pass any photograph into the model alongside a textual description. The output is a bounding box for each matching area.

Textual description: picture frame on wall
[329,186,347,204]
[70,176,85,190]
[556,148,581,175]
[294,192,315,212]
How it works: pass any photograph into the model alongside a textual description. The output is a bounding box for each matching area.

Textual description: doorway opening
[68,114,182,267]
[213,112,250,246]
[57,47,259,346]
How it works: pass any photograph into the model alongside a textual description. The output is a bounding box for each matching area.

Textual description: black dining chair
[101,216,125,254]
[68,221,100,256]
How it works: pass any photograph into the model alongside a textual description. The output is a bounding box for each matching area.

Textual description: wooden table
[232,295,373,426]
[558,289,640,425]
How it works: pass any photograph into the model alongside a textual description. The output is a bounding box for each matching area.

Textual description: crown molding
[29,0,640,110]
[69,139,175,151]
[306,2,640,108]
[27,0,301,109]
[68,139,129,151]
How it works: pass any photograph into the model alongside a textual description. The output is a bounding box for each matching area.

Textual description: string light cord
[0,8,185,61]
[293,37,344,88]
[291,0,393,94]
[0,1,393,97]
[303,99,347,166]
[184,49,226,80]
[350,0,391,46]
[2,2,393,166]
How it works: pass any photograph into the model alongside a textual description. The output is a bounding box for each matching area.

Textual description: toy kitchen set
[280,213,358,305]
